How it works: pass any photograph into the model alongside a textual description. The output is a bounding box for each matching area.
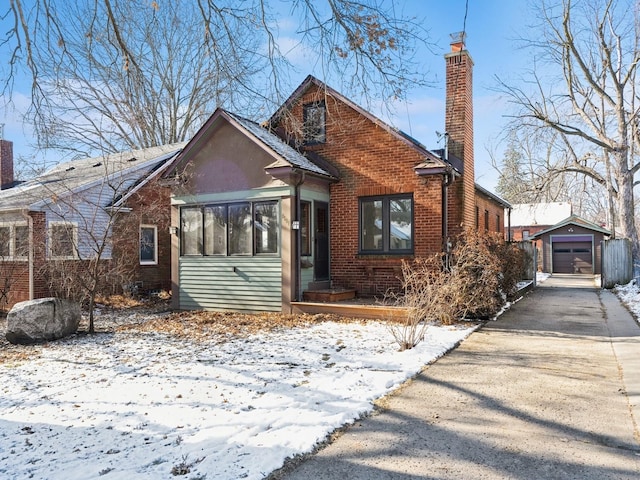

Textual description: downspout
[507,207,512,242]
[442,170,453,255]
[442,132,451,255]
[22,210,34,300]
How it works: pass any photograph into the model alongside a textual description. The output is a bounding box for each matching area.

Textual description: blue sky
[379,0,533,192]
[1,0,533,192]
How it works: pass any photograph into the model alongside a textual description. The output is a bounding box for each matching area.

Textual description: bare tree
[494,126,612,226]
[499,0,640,257]
[1,0,431,159]
[33,146,179,333]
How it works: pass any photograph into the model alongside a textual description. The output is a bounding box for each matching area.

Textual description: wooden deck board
[291,301,408,321]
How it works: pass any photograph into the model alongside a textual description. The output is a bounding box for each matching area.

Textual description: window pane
[361,199,383,250]
[390,198,413,250]
[51,224,75,258]
[181,208,203,255]
[300,202,311,256]
[254,201,279,254]
[140,227,156,263]
[204,205,227,255]
[303,102,326,144]
[14,225,29,257]
[0,226,10,257]
[228,203,251,255]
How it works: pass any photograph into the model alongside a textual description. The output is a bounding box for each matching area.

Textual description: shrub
[388,230,528,350]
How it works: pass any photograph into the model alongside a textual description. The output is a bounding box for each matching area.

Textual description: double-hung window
[360,194,413,254]
[0,223,29,260]
[49,222,78,259]
[303,101,326,145]
[0,225,11,258]
[140,225,158,265]
[181,200,279,256]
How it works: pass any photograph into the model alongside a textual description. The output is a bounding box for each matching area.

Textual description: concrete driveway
[271,275,640,479]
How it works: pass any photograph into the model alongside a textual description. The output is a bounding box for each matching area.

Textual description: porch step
[302,288,356,302]
[292,300,408,321]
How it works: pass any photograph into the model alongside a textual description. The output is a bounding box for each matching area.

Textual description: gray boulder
[5,297,82,345]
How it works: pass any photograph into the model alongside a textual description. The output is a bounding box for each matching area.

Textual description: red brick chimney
[0,138,14,190]
[445,32,475,232]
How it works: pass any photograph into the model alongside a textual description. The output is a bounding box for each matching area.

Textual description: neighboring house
[0,140,183,311]
[162,35,509,313]
[508,202,573,241]
[530,215,610,274]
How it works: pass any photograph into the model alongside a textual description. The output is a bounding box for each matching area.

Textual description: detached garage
[530,215,610,275]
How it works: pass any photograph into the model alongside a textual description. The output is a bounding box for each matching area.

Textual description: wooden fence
[601,238,633,289]
[517,241,537,285]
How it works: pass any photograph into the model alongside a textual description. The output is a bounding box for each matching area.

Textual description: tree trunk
[615,153,639,260]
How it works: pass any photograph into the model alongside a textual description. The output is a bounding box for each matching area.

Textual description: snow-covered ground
[0,311,475,480]
[614,280,640,320]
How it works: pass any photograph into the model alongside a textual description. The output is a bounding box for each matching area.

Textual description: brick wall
[275,83,445,296]
[445,43,475,236]
[475,194,505,235]
[112,177,172,294]
[0,139,14,190]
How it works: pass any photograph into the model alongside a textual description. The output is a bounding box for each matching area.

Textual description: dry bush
[386,255,450,351]
[495,241,529,296]
[388,230,528,350]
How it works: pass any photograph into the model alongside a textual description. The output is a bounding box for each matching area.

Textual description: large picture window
[360,195,413,254]
[180,200,279,257]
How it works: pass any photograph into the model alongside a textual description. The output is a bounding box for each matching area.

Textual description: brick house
[0,140,183,311]
[162,36,509,313]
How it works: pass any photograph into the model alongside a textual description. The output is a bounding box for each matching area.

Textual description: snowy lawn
[0,307,476,480]
[614,280,640,321]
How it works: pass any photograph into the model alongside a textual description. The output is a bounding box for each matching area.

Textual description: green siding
[179,256,282,312]
[301,265,314,291]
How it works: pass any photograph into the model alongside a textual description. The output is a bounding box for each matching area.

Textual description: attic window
[93,162,102,167]
[303,101,326,145]
[127,157,137,162]
[65,166,75,172]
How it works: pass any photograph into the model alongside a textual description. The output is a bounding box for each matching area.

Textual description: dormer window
[303,101,326,145]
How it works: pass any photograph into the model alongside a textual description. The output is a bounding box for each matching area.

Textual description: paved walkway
[272,275,640,479]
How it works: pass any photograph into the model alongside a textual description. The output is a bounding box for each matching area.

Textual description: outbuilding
[530,215,610,274]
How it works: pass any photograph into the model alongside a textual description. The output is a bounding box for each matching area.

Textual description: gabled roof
[476,183,511,208]
[163,108,337,181]
[530,214,611,238]
[510,202,572,227]
[268,75,446,170]
[0,143,184,213]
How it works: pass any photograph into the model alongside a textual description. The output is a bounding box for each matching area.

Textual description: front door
[314,202,329,281]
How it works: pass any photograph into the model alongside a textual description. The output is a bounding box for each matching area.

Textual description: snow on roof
[509,202,572,227]
[227,111,335,178]
[0,143,184,212]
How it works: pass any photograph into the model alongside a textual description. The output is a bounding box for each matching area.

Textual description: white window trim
[140,224,158,265]
[48,221,79,260]
[0,222,29,261]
